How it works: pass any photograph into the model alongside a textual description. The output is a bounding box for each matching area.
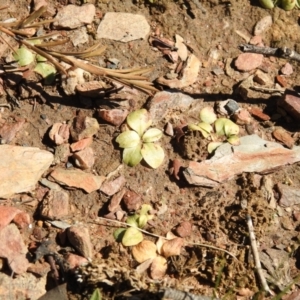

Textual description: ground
[0,0,300,299]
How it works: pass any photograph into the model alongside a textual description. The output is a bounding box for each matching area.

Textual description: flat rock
[277,183,300,207]
[70,137,93,152]
[272,128,294,149]
[50,168,105,193]
[234,53,264,72]
[254,15,272,36]
[97,12,150,42]
[0,272,46,299]
[147,91,194,124]
[0,223,29,274]
[183,134,300,187]
[280,62,293,76]
[65,253,88,271]
[100,175,126,196]
[67,224,93,259]
[278,90,300,121]
[54,4,95,29]
[0,145,53,198]
[73,147,95,169]
[0,206,31,231]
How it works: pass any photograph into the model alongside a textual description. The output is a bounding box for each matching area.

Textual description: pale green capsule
[281,0,296,10]
[259,0,275,9]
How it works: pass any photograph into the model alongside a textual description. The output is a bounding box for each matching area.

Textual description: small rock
[54,4,95,29]
[0,145,53,198]
[73,147,95,169]
[70,137,93,152]
[65,253,88,271]
[67,224,93,259]
[122,189,142,212]
[147,91,194,124]
[293,211,300,221]
[164,122,174,136]
[27,261,51,277]
[157,54,201,88]
[98,109,129,126]
[232,109,252,125]
[278,90,300,121]
[175,221,192,238]
[100,175,126,196]
[275,75,287,88]
[183,134,300,187]
[235,75,254,101]
[49,123,70,145]
[280,63,293,76]
[253,69,272,85]
[254,15,272,36]
[13,210,31,230]
[249,35,263,45]
[0,223,29,274]
[234,53,264,72]
[54,143,70,164]
[0,117,25,144]
[272,128,294,149]
[40,190,69,220]
[248,107,270,121]
[175,34,188,61]
[70,27,89,47]
[224,99,239,115]
[108,188,126,212]
[76,80,110,97]
[0,272,46,299]
[50,167,105,193]
[97,12,150,42]
[70,112,99,141]
[0,206,25,230]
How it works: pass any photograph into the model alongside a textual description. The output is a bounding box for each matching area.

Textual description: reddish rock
[70,137,93,152]
[272,128,294,149]
[175,221,192,238]
[13,211,31,229]
[276,183,300,207]
[67,224,93,259]
[100,175,126,196]
[248,107,270,121]
[249,35,263,45]
[0,223,29,274]
[65,253,88,271]
[275,75,287,88]
[0,117,25,144]
[293,211,300,221]
[108,188,126,212]
[27,261,51,277]
[280,63,293,76]
[40,190,69,220]
[183,134,300,187]
[0,206,30,231]
[232,109,252,125]
[234,53,264,72]
[123,189,142,212]
[49,123,70,145]
[98,109,129,126]
[73,147,95,169]
[278,91,300,121]
[50,168,105,193]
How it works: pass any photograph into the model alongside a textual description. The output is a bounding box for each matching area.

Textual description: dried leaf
[132,240,157,263]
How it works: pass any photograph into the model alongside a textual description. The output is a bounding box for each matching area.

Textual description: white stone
[97,12,150,42]
[0,145,53,198]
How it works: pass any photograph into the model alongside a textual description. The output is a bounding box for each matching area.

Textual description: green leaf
[13,47,35,66]
[199,107,217,124]
[142,128,163,143]
[116,131,141,148]
[227,135,240,145]
[223,119,239,137]
[36,54,47,62]
[122,227,144,246]
[198,122,213,133]
[113,228,126,242]
[126,215,139,227]
[141,143,164,169]
[140,204,152,216]
[123,145,143,167]
[89,288,102,300]
[215,118,227,136]
[34,62,56,84]
[127,109,152,136]
[188,123,210,138]
[207,142,223,154]
[137,215,148,228]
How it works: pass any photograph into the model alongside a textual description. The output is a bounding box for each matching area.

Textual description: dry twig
[246,215,274,296]
[160,288,218,300]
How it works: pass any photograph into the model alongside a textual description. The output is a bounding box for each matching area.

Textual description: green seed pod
[259,0,275,9]
[281,0,296,10]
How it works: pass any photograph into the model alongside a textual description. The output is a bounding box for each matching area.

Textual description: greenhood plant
[259,0,300,10]
[188,107,240,154]
[116,109,165,168]
[113,204,153,246]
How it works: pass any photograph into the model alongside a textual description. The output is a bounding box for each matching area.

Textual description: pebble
[100,175,126,196]
[98,109,129,127]
[277,183,300,207]
[122,189,142,212]
[70,137,93,152]
[280,62,293,76]
[254,15,272,36]
[0,145,53,198]
[67,224,93,259]
[232,109,252,125]
[54,4,95,29]
[277,90,300,121]
[97,12,150,42]
[0,206,30,231]
[70,27,89,47]
[183,134,300,187]
[49,123,70,145]
[108,188,126,212]
[275,75,287,88]
[248,107,270,121]
[175,221,192,238]
[54,143,70,164]
[224,99,239,115]
[73,147,95,170]
[253,69,273,85]
[272,128,294,149]
[50,167,105,193]
[234,53,264,72]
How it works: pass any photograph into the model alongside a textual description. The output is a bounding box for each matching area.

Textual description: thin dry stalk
[161,288,218,300]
